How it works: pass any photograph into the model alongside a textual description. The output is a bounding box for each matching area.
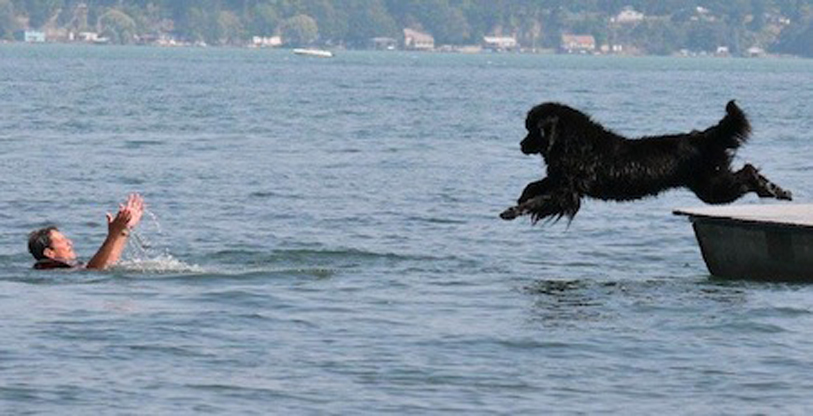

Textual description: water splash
[116,253,204,274]
[119,209,202,274]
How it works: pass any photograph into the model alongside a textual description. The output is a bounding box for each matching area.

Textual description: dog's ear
[537,115,558,154]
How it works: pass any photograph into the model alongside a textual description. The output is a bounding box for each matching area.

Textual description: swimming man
[28,194,145,270]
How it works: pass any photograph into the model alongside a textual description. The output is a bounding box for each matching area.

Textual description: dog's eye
[536,123,546,137]
[540,116,558,136]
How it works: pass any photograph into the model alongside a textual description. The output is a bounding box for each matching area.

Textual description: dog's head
[520,103,565,157]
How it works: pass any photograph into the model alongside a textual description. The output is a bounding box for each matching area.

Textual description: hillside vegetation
[1,0,811,56]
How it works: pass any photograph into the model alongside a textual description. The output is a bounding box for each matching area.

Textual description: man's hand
[88,193,145,269]
[106,193,145,235]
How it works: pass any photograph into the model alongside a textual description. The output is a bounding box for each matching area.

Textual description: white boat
[674,204,813,281]
[293,48,334,58]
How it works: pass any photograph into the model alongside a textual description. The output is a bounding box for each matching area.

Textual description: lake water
[0,45,811,414]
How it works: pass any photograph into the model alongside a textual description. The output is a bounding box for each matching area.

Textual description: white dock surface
[674,204,813,228]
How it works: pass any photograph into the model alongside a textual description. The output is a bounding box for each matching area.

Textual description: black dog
[501,100,792,223]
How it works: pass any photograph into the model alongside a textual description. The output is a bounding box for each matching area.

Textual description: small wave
[268,267,335,279]
[210,247,428,266]
[208,267,337,280]
[116,253,204,274]
[404,214,467,225]
[124,139,165,147]
[249,191,280,198]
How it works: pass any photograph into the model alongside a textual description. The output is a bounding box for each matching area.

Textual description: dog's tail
[702,100,751,150]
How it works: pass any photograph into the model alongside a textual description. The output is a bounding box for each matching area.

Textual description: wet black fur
[501,101,792,223]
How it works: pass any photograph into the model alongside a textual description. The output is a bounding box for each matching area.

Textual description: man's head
[28,227,76,262]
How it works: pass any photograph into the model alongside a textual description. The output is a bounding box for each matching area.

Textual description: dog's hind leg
[740,164,793,200]
[691,164,792,204]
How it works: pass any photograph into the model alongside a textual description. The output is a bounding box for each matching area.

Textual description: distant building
[371,37,397,50]
[251,36,282,48]
[45,28,71,42]
[144,34,184,47]
[692,6,717,22]
[14,31,46,43]
[601,44,625,54]
[403,28,434,50]
[483,36,518,51]
[77,31,101,42]
[747,46,766,57]
[613,6,644,24]
[560,34,596,54]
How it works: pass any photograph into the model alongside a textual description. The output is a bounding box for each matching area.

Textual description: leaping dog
[501,101,792,223]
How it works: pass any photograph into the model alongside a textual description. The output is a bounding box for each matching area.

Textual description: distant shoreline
[0,40,807,60]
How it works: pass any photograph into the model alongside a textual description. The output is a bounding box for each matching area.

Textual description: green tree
[455,0,500,41]
[248,3,279,36]
[747,0,768,31]
[630,19,684,55]
[99,8,137,44]
[341,0,398,47]
[281,13,318,46]
[215,10,243,44]
[21,0,63,28]
[685,20,728,52]
[0,0,15,39]
[541,6,566,49]
[773,13,813,57]
[166,1,217,42]
[183,6,213,43]
[403,0,470,44]
[301,0,347,44]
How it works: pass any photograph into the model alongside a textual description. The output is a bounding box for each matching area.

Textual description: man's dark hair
[28,226,58,260]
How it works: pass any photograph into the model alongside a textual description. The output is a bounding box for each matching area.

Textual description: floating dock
[674,204,813,281]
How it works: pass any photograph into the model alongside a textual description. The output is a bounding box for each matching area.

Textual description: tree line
[1,0,811,57]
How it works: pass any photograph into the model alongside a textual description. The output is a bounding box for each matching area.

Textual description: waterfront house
[483,36,518,51]
[14,31,46,43]
[747,46,766,57]
[403,28,434,51]
[560,34,596,54]
[251,36,282,48]
[77,31,101,42]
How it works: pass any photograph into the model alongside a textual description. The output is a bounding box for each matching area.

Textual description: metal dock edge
[674,204,813,281]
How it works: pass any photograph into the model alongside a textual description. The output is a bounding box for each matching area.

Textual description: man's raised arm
[86,194,144,270]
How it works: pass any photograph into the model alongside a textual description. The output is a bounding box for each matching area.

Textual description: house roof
[403,28,434,43]
[561,34,596,45]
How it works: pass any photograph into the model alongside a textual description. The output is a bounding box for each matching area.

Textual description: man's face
[45,230,76,262]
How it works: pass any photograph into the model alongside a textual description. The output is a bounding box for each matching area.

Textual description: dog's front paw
[500,206,521,220]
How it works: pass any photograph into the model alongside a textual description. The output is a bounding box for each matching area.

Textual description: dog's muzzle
[520,134,542,155]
